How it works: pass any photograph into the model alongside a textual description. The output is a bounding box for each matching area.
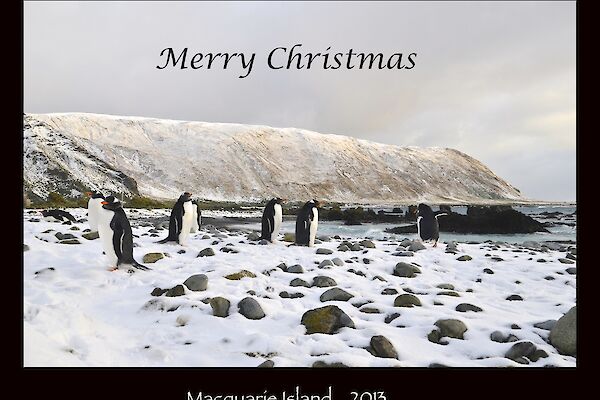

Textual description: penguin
[97,195,150,271]
[41,209,77,223]
[86,191,105,232]
[190,199,202,233]
[157,192,194,245]
[415,203,447,247]
[295,199,322,247]
[261,197,284,242]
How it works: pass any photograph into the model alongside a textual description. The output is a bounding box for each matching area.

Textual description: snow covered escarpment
[23,113,524,204]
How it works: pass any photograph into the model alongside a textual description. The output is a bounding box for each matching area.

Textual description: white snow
[23,208,576,367]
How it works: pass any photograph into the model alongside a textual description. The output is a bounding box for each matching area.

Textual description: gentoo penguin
[261,197,284,242]
[190,199,202,233]
[41,209,77,223]
[97,196,149,271]
[415,203,447,247]
[157,192,194,245]
[86,191,105,232]
[295,199,322,247]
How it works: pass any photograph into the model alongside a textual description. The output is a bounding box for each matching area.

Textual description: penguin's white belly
[191,205,199,233]
[97,208,118,266]
[272,204,282,241]
[87,198,102,232]
[308,207,318,247]
[179,202,194,244]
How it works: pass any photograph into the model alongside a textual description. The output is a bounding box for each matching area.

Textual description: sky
[24,1,576,202]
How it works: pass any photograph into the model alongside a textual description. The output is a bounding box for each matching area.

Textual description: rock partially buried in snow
[367,335,398,359]
[534,320,557,331]
[549,306,576,356]
[301,305,355,334]
[360,240,376,248]
[283,233,295,242]
[393,262,421,278]
[175,314,190,326]
[286,264,304,274]
[394,294,421,307]
[316,248,333,255]
[257,360,274,368]
[437,283,455,290]
[490,331,519,343]
[210,297,230,317]
[320,288,354,302]
[332,258,344,266]
[24,244,30,251]
[151,287,167,296]
[504,341,548,364]
[434,319,467,340]
[55,232,76,241]
[312,361,349,368]
[506,294,523,301]
[312,276,337,288]
[183,274,208,291]
[143,252,165,263]
[82,231,99,240]
[457,255,472,261]
[247,232,260,241]
[408,241,426,252]
[455,303,483,312]
[290,278,311,287]
[237,297,265,320]
[197,248,215,257]
[318,260,334,268]
[225,270,256,280]
[165,284,186,297]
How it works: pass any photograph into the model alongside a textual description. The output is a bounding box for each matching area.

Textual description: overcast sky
[24,1,576,202]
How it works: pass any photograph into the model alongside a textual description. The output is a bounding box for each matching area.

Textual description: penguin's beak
[101,201,109,205]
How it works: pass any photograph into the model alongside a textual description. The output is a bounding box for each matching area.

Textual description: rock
[276,263,288,271]
[279,291,304,299]
[505,341,537,361]
[337,244,350,252]
[549,306,576,356]
[209,297,230,317]
[290,278,311,287]
[434,319,467,339]
[427,329,443,344]
[565,267,576,275]
[320,288,354,302]
[312,361,349,368]
[183,274,208,291]
[544,275,555,281]
[257,360,274,368]
[511,324,521,330]
[286,264,304,274]
[143,252,164,263]
[490,331,519,343]
[24,244,30,251]
[384,313,401,323]
[360,240,376,248]
[362,258,372,264]
[428,363,450,368]
[437,291,460,297]
[393,251,415,257]
[151,287,167,296]
[282,233,295,242]
[381,288,399,295]
[455,303,483,312]
[237,297,265,320]
[393,262,421,278]
[301,305,355,334]
[258,239,269,245]
[332,258,344,266]
[318,260,334,268]
[534,320,557,330]
[55,232,76,240]
[528,349,549,362]
[491,257,504,262]
[82,231,99,240]
[457,255,472,261]
[247,232,261,241]
[393,294,421,307]
[436,283,454,290]
[165,284,186,297]
[59,239,81,245]
[565,253,576,260]
[506,295,523,301]
[317,235,331,242]
[225,270,256,280]
[360,307,381,314]
[316,248,333,255]
[350,243,362,251]
[483,268,494,274]
[177,249,186,254]
[368,335,398,359]
[537,258,547,263]
[176,315,190,326]
[197,248,215,257]
[220,246,239,253]
[312,276,337,287]
[408,241,426,252]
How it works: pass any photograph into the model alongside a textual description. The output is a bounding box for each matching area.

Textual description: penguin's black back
[110,208,136,264]
[295,202,314,245]
[417,204,439,241]
[261,199,277,240]
[159,196,186,243]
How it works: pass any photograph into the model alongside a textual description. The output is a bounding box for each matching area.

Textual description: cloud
[24,1,576,201]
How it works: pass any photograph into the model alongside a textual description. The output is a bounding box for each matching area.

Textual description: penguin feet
[107,266,118,272]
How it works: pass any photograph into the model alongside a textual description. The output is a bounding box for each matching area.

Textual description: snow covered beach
[23,208,576,367]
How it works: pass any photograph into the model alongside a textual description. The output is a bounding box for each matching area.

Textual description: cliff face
[23,113,524,204]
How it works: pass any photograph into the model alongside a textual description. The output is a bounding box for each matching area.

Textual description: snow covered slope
[23,113,524,204]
